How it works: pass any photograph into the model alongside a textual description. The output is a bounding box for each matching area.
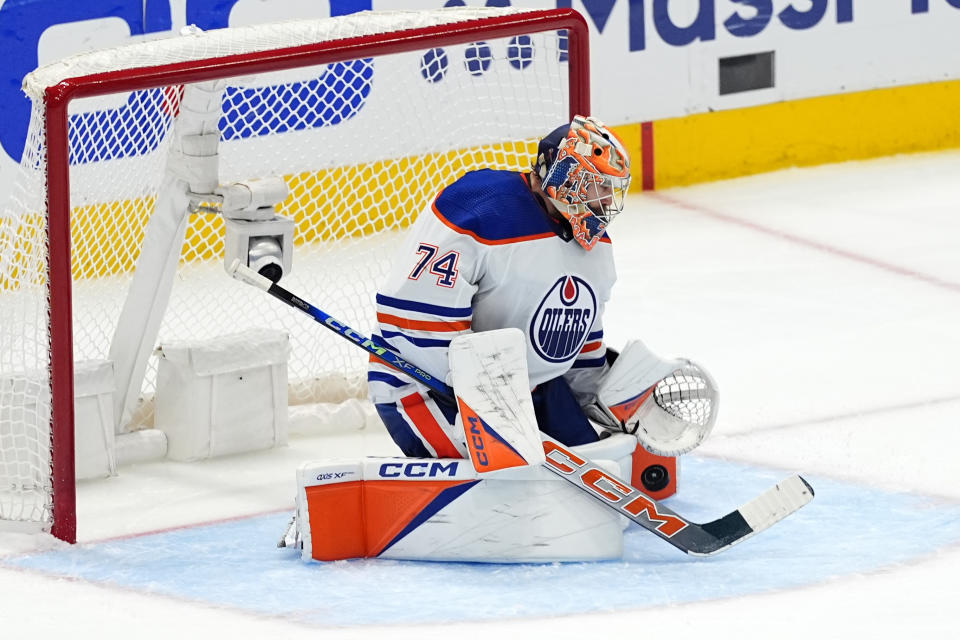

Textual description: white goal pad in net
[0,8,588,541]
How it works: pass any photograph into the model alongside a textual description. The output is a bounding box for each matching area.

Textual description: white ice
[2,150,959,639]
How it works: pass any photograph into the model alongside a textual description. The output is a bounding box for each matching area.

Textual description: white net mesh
[0,8,573,530]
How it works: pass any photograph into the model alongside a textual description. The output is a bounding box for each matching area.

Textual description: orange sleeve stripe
[401,393,463,459]
[580,340,604,353]
[377,312,471,332]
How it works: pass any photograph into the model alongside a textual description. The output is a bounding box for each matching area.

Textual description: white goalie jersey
[367,168,616,404]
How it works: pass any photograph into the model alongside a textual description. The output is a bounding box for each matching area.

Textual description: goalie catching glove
[584,340,718,456]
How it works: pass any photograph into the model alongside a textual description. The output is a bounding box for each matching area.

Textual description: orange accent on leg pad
[305,481,366,560]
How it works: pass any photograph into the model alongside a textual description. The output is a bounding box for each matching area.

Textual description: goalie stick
[229,261,814,556]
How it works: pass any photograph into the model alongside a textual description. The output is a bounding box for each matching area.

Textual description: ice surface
[2,150,960,638]
[6,457,960,628]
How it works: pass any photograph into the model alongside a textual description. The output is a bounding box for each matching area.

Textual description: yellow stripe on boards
[614,78,960,190]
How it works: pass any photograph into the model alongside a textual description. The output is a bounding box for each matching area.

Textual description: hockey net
[0,8,587,540]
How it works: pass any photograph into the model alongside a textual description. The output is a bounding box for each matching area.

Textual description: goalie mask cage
[0,8,589,543]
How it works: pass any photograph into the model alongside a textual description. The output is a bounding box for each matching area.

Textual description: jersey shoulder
[432,169,557,243]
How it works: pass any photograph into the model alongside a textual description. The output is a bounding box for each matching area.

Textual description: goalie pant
[367,168,617,457]
[375,377,600,458]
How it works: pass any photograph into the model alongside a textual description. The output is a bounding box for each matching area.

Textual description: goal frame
[38,8,590,543]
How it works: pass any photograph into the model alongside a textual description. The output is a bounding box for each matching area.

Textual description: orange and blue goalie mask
[541,116,631,250]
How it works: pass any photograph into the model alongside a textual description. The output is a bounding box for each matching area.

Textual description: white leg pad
[293,454,625,563]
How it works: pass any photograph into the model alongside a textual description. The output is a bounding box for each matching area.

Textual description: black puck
[640,464,670,493]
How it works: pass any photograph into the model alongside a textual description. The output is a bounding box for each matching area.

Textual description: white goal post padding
[0,8,588,540]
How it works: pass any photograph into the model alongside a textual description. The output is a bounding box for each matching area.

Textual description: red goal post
[1,7,590,543]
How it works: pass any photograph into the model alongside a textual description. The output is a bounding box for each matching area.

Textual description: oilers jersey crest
[531,275,597,363]
[368,169,615,406]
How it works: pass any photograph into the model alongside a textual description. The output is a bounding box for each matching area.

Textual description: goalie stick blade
[542,437,814,556]
[680,475,814,556]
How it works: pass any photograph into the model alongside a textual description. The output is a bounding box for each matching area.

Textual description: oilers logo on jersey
[530,275,597,363]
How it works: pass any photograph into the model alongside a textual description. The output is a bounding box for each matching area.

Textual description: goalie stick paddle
[229,261,814,556]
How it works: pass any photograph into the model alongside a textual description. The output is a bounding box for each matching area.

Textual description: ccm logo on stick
[379,461,459,478]
[543,441,688,537]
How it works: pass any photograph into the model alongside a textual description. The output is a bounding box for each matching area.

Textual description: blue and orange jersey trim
[374,294,472,351]
[572,329,606,369]
[580,339,604,354]
[376,312,470,333]
[376,293,471,318]
[431,169,562,245]
[571,354,607,369]
[379,330,452,349]
[433,201,557,246]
